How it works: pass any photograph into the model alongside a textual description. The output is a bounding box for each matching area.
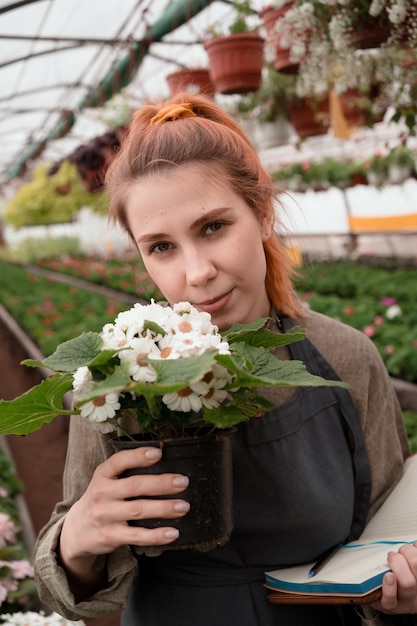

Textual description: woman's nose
[184,251,217,286]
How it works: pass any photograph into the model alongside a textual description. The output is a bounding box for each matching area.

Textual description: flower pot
[204,33,265,95]
[288,96,330,138]
[166,68,215,99]
[350,23,390,49]
[252,118,293,149]
[111,428,235,556]
[388,164,412,185]
[260,3,299,74]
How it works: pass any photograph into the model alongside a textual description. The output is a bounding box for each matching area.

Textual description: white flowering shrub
[0,301,346,440]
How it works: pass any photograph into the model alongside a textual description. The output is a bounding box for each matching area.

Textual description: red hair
[106,93,302,318]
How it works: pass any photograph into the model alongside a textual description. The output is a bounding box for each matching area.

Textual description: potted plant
[260,1,301,74]
[362,150,389,187]
[204,0,265,94]
[0,300,345,555]
[166,66,215,99]
[263,1,417,135]
[4,161,106,229]
[232,65,295,148]
[386,145,416,185]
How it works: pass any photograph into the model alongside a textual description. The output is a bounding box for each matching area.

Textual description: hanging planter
[288,96,330,138]
[350,16,391,50]
[260,2,299,74]
[204,32,265,95]
[166,68,215,99]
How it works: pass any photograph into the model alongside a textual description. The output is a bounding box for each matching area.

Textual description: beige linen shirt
[34,310,410,623]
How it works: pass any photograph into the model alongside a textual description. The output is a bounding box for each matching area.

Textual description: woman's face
[125,163,272,331]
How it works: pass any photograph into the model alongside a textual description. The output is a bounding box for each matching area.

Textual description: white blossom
[118,336,160,381]
[0,611,86,625]
[385,304,402,319]
[72,366,93,396]
[78,393,121,424]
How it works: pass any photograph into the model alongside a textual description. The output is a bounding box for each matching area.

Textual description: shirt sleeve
[34,416,138,620]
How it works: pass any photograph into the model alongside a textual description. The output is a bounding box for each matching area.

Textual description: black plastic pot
[111,429,235,556]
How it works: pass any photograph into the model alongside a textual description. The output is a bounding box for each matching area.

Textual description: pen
[308,545,340,578]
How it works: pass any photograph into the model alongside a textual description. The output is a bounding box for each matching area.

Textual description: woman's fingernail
[164,529,179,540]
[385,572,395,586]
[144,447,162,460]
[173,475,189,488]
[174,501,190,513]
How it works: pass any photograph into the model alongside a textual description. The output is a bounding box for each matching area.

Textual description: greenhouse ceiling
[0,0,248,189]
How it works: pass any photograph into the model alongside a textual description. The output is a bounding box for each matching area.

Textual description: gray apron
[122,315,372,625]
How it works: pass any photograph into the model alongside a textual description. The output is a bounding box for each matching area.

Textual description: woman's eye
[205,221,224,235]
[150,242,171,254]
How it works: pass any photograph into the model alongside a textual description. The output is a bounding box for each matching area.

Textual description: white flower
[100,323,130,350]
[72,366,93,396]
[118,336,159,382]
[369,0,386,17]
[385,304,402,320]
[0,611,86,625]
[78,392,121,426]
[162,364,233,413]
[162,388,203,413]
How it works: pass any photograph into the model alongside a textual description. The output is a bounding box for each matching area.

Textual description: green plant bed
[403,412,417,454]
[293,261,417,383]
[36,254,162,301]
[0,261,129,355]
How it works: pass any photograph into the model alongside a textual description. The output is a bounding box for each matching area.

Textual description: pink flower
[8,559,34,579]
[373,316,384,327]
[363,325,375,337]
[0,583,8,606]
[381,297,397,306]
[343,306,355,316]
[384,345,395,355]
[0,513,15,547]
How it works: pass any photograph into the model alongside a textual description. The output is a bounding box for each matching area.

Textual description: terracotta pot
[338,85,387,128]
[350,23,390,49]
[288,96,330,138]
[204,32,265,95]
[111,428,235,556]
[260,2,299,74]
[166,68,215,99]
[338,88,367,128]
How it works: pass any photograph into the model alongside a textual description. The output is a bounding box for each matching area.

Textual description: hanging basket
[288,96,330,138]
[166,68,215,99]
[260,2,299,74]
[204,32,265,95]
[350,22,390,49]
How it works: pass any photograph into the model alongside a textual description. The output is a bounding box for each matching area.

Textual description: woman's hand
[371,543,417,615]
[58,446,189,594]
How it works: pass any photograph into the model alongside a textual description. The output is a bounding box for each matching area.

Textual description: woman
[34,94,417,625]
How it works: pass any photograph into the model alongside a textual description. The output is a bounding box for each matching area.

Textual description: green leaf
[76,362,132,404]
[144,320,166,336]
[141,349,218,390]
[30,331,103,372]
[217,349,349,389]
[224,320,306,348]
[0,373,74,435]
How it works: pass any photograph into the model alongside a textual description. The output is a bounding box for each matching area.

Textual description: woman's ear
[261,216,274,241]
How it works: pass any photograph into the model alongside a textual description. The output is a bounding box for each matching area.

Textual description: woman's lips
[195,290,233,314]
